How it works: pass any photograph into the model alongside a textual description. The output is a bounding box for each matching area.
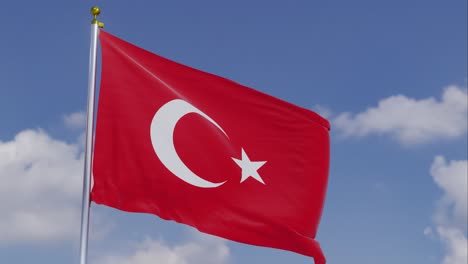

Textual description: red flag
[92,30,330,264]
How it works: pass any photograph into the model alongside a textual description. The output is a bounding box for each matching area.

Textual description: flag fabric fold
[92,30,330,264]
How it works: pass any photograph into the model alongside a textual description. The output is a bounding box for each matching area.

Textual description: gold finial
[91,6,101,16]
[90,6,104,28]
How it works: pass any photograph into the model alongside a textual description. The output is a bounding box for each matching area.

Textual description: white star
[232,148,267,184]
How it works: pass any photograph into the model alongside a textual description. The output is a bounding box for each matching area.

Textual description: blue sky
[0,1,466,264]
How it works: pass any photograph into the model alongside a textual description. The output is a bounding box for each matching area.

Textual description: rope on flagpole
[79,6,103,264]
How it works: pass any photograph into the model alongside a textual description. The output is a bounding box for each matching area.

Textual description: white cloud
[0,129,84,243]
[64,112,87,130]
[431,156,468,227]
[334,85,468,144]
[430,156,467,264]
[94,233,230,264]
[437,227,467,264]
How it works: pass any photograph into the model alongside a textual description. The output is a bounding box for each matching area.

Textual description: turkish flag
[92,30,330,264]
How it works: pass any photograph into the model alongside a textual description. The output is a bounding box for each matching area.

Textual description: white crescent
[150,99,228,188]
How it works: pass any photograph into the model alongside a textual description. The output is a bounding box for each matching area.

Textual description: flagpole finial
[90,6,104,28]
[91,6,100,16]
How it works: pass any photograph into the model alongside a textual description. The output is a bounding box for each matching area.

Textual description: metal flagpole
[79,6,103,264]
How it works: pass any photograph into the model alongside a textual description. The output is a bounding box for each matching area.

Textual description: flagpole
[79,6,103,264]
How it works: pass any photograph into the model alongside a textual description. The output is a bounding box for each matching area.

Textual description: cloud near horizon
[333,85,467,144]
[0,129,84,243]
[94,233,230,264]
[430,156,467,264]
